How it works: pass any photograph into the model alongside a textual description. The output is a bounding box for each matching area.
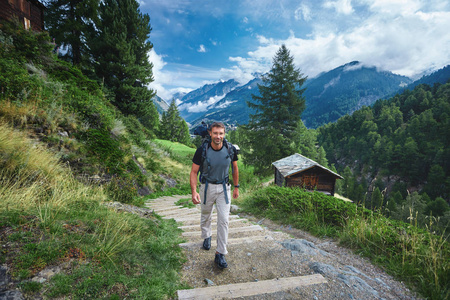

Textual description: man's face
[210,126,225,146]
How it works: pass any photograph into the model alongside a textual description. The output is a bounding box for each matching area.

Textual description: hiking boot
[215,253,228,269]
[203,237,211,250]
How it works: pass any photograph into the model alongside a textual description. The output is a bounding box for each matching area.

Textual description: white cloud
[182,94,227,113]
[216,100,237,109]
[145,0,450,96]
[323,0,354,15]
[147,49,171,100]
[198,44,206,52]
[295,4,312,21]
[221,3,450,80]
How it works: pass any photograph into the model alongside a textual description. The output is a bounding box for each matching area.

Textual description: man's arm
[232,160,239,199]
[190,163,201,204]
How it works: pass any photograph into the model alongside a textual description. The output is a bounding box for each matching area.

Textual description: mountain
[190,77,262,128]
[152,94,169,115]
[188,61,412,128]
[177,79,240,124]
[172,91,187,101]
[402,64,450,91]
[301,61,412,128]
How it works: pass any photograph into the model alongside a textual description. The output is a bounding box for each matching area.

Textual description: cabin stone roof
[272,153,343,179]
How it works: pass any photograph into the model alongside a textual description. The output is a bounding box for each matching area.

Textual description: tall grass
[0,122,185,298]
[242,185,449,299]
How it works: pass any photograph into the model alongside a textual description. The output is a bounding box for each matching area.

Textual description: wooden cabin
[0,0,45,31]
[272,153,343,196]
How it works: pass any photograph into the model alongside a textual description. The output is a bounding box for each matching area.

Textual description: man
[190,122,239,269]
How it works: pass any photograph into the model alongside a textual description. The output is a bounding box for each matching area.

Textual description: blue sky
[139,0,450,100]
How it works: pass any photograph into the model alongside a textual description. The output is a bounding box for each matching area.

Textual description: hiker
[190,121,239,269]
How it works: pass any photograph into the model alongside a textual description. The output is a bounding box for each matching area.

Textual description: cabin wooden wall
[285,167,337,195]
[0,0,44,31]
[29,0,43,31]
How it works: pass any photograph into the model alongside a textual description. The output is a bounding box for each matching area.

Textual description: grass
[0,123,187,299]
[175,197,196,208]
[154,138,195,166]
[241,185,449,300]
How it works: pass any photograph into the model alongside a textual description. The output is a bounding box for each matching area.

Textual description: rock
[159,175,177,190]
[309,262,338,276]
[102,202,155,219]
[0,266,9,291]
[375,277,390,289]
[31,266,61,284]
[338,274,379,298]
[230,205,240,213]
[138,186,151,196]
[58,131,69,138]
[0,290,25,300]
[344,265,372,281]
[204,278,214,286]
[281,239,318,256]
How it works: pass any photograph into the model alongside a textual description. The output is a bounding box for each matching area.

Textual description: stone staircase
[146,195,327,299]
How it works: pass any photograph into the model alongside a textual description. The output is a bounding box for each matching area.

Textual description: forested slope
[317,82,450,223]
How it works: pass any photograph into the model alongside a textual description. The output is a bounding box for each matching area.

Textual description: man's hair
[209,121,226,132]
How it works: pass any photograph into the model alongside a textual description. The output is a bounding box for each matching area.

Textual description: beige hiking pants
[199,183,231,255]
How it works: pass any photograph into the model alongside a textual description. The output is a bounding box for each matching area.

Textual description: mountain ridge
[156,63,450,129]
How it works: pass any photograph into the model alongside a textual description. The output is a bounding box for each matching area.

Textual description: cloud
[149,48,234,100]
[295,4,312,21]
[147,49,171,99]
[216,100,237,109]
[222,2,450,80]
[181,94,227,113]
[145,0,450,97]
[323,0,354,15]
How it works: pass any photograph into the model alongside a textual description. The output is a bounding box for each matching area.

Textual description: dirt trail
[146,195,419,300]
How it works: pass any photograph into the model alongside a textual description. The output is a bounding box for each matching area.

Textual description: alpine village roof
[272,153,344,179]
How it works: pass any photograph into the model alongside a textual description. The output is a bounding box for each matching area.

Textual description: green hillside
[317,82,450,231]
[0,19,191,299]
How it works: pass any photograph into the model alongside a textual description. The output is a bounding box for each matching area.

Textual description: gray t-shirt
[193,143,238,183]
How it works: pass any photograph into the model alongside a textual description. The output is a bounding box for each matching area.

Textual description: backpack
[193,122,209,138]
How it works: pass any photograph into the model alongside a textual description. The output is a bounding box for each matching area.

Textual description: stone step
[182,225,263,237]
[158,208,199,217]
[150,206,187,213]
[178,219,250,232]
[179,235,274,248]
[177,274,326,299]
[169,214,240,223]
[145,201,180,208]
[183,228,267,243]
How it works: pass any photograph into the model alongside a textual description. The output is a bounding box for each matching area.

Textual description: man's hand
[190,163,201,204]
[192,191,201,204]
[233,188,239,199]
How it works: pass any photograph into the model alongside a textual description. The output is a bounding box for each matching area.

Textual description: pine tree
[90,0,157,121]
[44,0,99,68]
[159,101,190,145]
[243,45,307,173]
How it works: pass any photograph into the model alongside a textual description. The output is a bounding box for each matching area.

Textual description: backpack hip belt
[202,177,230,205]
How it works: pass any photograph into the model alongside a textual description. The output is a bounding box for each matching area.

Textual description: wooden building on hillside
[272,153,343,196]
[0,0,45,31]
